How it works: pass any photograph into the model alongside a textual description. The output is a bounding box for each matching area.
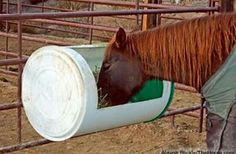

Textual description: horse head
[97,28,146,106]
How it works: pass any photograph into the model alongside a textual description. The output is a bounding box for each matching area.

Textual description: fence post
[142,0,156,30]
[17,0,23,144]
[142,0,162,30]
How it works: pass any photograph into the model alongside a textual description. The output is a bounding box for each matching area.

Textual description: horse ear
[115,27,126,48]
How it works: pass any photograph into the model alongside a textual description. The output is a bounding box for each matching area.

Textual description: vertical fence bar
[17,0,22,144]
[220,0,234,12]
[0,0,2,13]
[135,0,139,26]
[157,0,162,26]
[40,0,45,30]
[171,115,176,128]
[142,0,150,31]
[198,97,205,133]
[42,0,45,13]
[0,0,2,29]
[5,0,9,70]
[208,0,212,15]
[140,7,144,31]
[89,2,94,44]
[87,1,91,43]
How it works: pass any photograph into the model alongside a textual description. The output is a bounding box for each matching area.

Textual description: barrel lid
[22,46,97,141]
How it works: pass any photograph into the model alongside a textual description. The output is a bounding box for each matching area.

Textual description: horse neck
[126,30,197,88]
[126,15,236,91]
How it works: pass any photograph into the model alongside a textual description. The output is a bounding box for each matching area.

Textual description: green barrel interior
[131,80,164,102]
[131,79,175,120]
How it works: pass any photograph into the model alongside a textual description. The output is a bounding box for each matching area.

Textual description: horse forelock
[121,13,236,90]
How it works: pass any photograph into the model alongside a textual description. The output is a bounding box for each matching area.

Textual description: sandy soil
[0,82,206,154]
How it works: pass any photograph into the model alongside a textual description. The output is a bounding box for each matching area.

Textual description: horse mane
[122,13,236,90]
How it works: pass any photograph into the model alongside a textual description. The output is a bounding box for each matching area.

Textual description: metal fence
[0,0,219,152]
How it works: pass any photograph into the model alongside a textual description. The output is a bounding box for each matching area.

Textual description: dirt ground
[0,37,206,154]
[0,81,206,154]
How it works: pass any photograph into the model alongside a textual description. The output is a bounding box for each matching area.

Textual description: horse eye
[103,63,111,70]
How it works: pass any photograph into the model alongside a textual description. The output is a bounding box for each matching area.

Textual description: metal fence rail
[0,7,219,20]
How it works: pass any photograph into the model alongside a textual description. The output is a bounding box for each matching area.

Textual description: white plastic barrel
[22,45,174,141]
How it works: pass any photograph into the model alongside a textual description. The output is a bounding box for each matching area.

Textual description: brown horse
[97,13,236,151]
